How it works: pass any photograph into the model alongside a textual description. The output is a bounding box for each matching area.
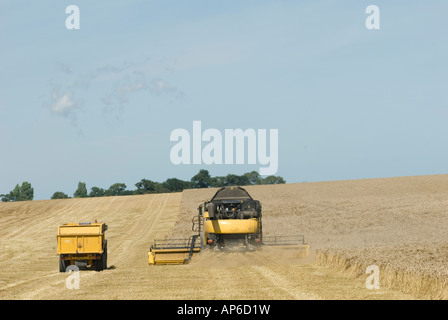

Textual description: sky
[0,1,447,200]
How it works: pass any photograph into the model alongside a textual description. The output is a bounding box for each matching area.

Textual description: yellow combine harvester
[57,221,108,272]
[148,186,309,265]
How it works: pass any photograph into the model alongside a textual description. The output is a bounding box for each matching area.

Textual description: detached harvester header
[148,186,309,265]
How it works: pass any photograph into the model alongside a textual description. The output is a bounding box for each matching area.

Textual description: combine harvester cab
[148,186,309,265]
[57,221,108,272]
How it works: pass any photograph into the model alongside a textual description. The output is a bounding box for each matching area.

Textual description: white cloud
[46,58,184,126]
[45,85,81,120]
[101,74,148,108]
[102,74,184,115]
[151,79,171,92]
[51,93,75,115]
[150,78,184,99]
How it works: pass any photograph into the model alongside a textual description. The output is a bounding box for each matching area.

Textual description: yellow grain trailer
[57,222,108,272]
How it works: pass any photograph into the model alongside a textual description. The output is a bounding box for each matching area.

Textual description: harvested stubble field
[0,174,447,300]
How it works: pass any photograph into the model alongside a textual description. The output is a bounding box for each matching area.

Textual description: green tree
[89,187,105,197]
[259,175,286,184]
[210,176,226,187]
[20,182,34,201]
[3,182,34,201]
[153,182,168,193]
[0,193,12,202]
[106,183,127,196]
[74,182,88,198]
[135,179,157,194]
[162,178,191,192]
[244,171,262,185]
[223,174,250,186]
[191,169,211,188]
[11,184,21,200]
[51,191,69,199]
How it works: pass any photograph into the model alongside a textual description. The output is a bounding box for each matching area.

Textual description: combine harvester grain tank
[148,186,309,265]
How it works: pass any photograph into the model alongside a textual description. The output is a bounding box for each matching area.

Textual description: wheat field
[177,175,448,299]
[1,174,447,299]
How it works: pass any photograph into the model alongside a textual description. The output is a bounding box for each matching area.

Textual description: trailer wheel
[102,244,108,270]
[94,243,107,271]
[94,256,103,271]
[59,255,67,272]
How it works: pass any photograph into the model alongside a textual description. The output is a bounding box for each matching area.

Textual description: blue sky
[1,1,447,200]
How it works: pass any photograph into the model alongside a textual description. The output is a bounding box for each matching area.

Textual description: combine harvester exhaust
[148,186,309,265]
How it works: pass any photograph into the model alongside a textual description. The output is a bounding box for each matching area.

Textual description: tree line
[0,170,285,201]
[55,170,285,199]
[0,182,34,202]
